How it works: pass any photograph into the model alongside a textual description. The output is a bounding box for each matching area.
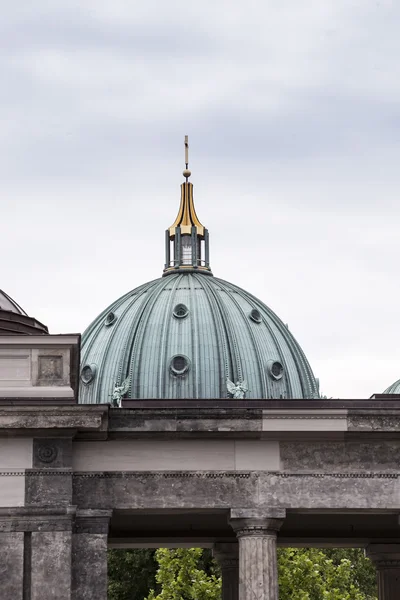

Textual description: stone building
[0,144,399,600]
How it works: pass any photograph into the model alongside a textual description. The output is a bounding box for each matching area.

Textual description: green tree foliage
[145,549,221,600]
[109,547,377,600]
[323,549,377,599]
[278,548,377,600]
[108,549,158,600]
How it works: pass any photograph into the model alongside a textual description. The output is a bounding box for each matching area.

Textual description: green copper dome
[80,139,319,403]
[80,273,318,402]
[383,379,400,394]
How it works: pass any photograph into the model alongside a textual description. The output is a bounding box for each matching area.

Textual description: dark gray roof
[0,289,48,335]
[0,290,27,315]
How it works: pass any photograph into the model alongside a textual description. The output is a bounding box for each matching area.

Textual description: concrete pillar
[71,510,112,600]
[0,507,75,600]
[366,544,400,600]
[213,542,239,600]
[0,532,24,600]
[229,508,285,600]
[31,530,72,600]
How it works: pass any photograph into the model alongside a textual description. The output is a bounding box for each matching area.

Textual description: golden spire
[168,136,204,236]
[163,137,212,275]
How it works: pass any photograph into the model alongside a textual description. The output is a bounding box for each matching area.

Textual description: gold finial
[183,135,191,179]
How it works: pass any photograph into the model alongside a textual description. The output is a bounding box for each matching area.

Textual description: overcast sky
[1,1,399,398]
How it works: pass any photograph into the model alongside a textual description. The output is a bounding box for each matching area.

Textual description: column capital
[366,543,400,569]
[213,542,239,568]
[229,508,285,537]
[74,509,112,535]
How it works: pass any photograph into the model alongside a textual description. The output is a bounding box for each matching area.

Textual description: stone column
[71,509,112,600]
[213,542,239,600]
[229,508,285,600]
[0,532,24,600]
[31,529,73,600]
[366,544,400,600]
[0,506,75,600]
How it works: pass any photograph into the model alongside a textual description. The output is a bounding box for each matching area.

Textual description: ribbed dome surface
[383,379,400,394]
[80,273,318,402]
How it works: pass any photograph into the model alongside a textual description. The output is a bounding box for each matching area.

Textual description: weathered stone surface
[72,533,108,600]
[72,470,400,512]
[0,405,108,434]
[71,510,111,600]
[31,531,72,600]
[348,412,400,432]
[0,507,76,532]
[3,401,400,596]
[73,472,259,509]
[109,408,263,435]
[230,508,286,521]
[258,472,400,510]
[0,532,24,600]
[25,470,72,505]
[280,440,400,472]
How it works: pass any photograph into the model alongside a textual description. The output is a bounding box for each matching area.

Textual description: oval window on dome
[173,304,189,319]
[81,364,97,385]
[170,354,190,376]
[104,311,117,326]
[267,360,284,381]
[249,308,262,323]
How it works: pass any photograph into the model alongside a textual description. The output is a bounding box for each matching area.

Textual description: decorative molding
[36,443,58,464]
[215,558,239,568]
[73,471,254,479]
[111,410,261,422]
[234,527,279,538]
[276,472,399,479]
[263,415,347,420]
[26,470,72,476]
[374,560,400,569]
[0,470,398,480]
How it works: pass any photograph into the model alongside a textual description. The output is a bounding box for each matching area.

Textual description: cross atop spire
[183,135,191,181]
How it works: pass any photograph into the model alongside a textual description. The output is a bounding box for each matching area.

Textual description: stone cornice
[109,405,400,436]
[74,509,112,534]
[0,506,76,532]
[0,403,399,438]
[0,404,108,437]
